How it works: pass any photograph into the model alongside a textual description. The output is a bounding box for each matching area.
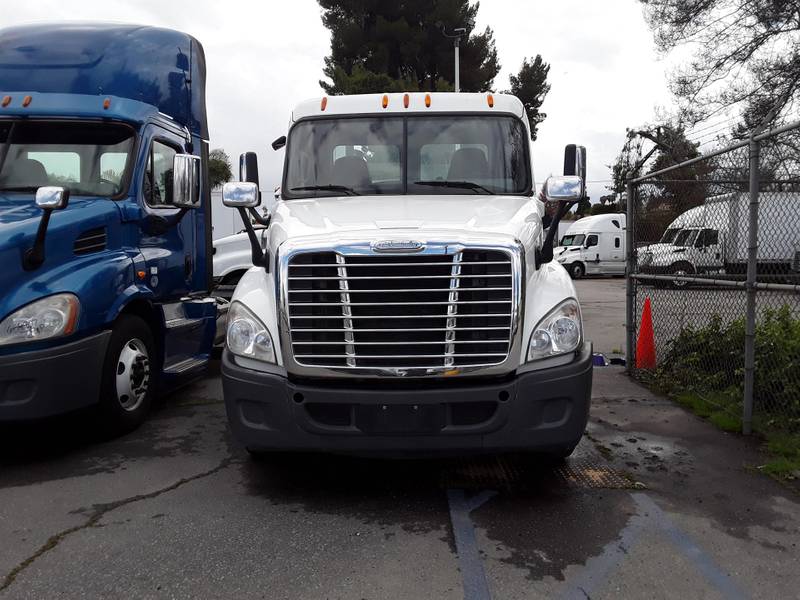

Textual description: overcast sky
[6,0,673,203]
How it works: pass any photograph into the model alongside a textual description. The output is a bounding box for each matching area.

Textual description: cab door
[695,228,722,271]
[137,127,196,301]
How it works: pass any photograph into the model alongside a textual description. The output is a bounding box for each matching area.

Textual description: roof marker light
[403,93,409,108]
[1,96,10,108]
[425,94,431,108]
[487,94,494,108]
[320,96,328,111]
[22,95,32,107]
[103,98,111,110]
[382,94,389,109]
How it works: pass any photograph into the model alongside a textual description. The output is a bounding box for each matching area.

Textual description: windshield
[283,115,530,198]
[660,227,681,244]
[560,234,585,247]
[0,120,135,197]
[674,229,699,247]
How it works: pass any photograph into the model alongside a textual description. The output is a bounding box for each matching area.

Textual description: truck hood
[269,195,542,250]
[0,193,121,320]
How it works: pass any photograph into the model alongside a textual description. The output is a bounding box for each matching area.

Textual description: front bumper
[222,343,593,454]
[0,331,111,421]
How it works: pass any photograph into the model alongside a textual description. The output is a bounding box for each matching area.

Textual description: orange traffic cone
[636,297,657,370]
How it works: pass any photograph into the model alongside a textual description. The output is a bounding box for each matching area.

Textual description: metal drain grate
[439,456,644,490]
[554,459,644,489]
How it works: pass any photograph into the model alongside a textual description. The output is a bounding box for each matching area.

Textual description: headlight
[0,294,80,346]
[226,302,275,363]
[527,298,582,361]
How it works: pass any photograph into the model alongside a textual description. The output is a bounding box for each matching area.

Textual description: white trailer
[554,213,626,278]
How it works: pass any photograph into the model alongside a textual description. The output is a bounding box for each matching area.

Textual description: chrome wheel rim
[115,338,150,412]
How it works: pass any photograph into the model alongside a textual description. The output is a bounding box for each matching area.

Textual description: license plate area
[355,403,446,435]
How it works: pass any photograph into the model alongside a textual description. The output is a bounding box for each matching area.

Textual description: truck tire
[97,315,156,435]
[669,262,694,289]
[569,262,585,279]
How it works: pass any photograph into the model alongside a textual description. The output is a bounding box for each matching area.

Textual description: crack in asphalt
[0,457,235,594]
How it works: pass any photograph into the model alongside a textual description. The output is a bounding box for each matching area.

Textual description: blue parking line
[633,493,750,599]
[557,509,649,599]
[447,489,496,600]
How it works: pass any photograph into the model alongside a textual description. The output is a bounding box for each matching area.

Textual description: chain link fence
[626,121,800,436]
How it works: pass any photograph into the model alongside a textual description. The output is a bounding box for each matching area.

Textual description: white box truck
[218,92,593,457]
[554,213,626,278]
[639,192,800,284]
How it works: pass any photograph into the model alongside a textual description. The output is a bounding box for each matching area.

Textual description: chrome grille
[286,249,514,371]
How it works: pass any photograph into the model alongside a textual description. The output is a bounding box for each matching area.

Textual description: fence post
[742,138,760,435]
[625,177,636,374]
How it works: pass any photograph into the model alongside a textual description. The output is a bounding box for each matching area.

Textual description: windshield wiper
[413,180,493,195]
[290,184,359,196]
[0,186,39,192]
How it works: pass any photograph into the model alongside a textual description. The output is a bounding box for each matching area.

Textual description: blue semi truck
[0,24,218,434]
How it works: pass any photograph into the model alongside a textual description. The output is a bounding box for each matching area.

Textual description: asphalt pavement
[1,279,798,599]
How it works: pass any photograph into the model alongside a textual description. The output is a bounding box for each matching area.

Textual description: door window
[586,234,599,248]
[696,229,719,247]
[144,140,178,207]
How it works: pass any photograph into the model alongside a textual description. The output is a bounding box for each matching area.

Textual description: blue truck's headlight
[226,301,275,363]
[0,293,80,346]
[527,298,582,361]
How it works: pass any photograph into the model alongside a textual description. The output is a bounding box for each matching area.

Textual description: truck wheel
[97,315,156,435]
[569,262,585,279]
[669,263,694,289]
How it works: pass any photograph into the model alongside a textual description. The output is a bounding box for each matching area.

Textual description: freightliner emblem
[371,240,425,253]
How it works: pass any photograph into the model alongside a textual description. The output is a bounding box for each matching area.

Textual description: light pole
[437,24,467,92]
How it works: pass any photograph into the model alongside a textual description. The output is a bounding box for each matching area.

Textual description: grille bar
[336,254,356,368]
[289,287,512,293]
[289,274,511,280]
[289,301,511,307]
[287,248,514,371]
[290,327,511,332]
[290,313,511,320]
[292,340,509,345]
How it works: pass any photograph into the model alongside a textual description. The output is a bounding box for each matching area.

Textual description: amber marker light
[320,96,328,111]
[382,94,389,108]
[103,97,111,110]
[22,95,32,107]
[1,96,10,107]
[403,93,410,108]
[487,94,494,108]
[425,94,432,108]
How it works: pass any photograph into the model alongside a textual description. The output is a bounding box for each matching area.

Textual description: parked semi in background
[220,92,593,457]
[555,213,626,278]
[639,192,800,284]
[0,24,218,433]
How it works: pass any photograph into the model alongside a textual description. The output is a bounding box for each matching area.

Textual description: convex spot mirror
[172,154,201,208]
[223,181,260,208]
[543,175,584,202]
[35,186,69,210]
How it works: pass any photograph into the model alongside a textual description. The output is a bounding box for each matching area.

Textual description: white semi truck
[219,92,593,457]
[555,213,626,278]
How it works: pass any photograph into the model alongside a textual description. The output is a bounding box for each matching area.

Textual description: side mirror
[538,144,588,267]
[222,181,260,208]
[543,175,584,202]
[35,186,69,210]
[24,187,70,270]
[563,144,587,182]
[172,154,201,208]
[272,136,286,151]
[240,152,260,186]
